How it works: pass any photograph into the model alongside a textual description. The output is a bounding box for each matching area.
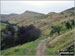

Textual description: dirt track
[36,40,46,56]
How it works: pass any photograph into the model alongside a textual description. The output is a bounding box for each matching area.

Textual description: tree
[1,24,41,50]
[17,24,41,44]
[5,25,16,35]
[1,24,17,50]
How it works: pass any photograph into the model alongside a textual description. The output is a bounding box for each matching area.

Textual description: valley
[0,7,75,56]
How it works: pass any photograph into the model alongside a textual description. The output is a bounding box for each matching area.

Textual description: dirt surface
[36,40,46,56]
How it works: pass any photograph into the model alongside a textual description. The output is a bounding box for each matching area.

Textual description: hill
[46,29,75,55]
[0,13,18,21]
[7,10,46,25]
[0,7,75,55]
[1,36,47,55]
[62,7,75,13]
[5,7,74,36]
[1,29,74,55]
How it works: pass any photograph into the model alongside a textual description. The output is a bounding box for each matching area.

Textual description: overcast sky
[1,1,74,14]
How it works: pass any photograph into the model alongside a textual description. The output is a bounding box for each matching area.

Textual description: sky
[1,1,74,14]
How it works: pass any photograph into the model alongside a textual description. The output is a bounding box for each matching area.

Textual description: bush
[17,24,41,44]
[65,21,72,29]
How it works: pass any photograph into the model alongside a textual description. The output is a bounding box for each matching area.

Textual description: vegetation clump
[1,23,41,50]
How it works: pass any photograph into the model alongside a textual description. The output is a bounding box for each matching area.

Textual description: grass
[0,36,47,55]
[0,22,8,30]
[0,8,74,56]
[45,29,75,55]
[1,26,75,55]
[40,25,52,36]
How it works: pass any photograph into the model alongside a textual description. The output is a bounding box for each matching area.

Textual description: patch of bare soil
[36,41,46,56]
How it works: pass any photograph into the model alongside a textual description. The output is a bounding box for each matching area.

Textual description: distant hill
[24,10,45,16]
[0,13,18,21]
[62,7,75,12]
[7,10,47,26]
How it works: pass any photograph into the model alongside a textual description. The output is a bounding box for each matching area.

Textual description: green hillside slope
[46,29,75,55]
[0,22,8,30]
[0,7,74,56]
[1,36,46,55]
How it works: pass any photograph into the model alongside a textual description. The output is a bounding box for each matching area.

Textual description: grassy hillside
[0,23,8,30]
[1,36,47,55]
[1,7,74,36]
[0,13,18,21]
[46,29,75,55]
[8,7,74,36]
[1,29,74,55]
[0,7,74,56]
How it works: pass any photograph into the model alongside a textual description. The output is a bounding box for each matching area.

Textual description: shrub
[50,22,66,35]
[17,24,41,44]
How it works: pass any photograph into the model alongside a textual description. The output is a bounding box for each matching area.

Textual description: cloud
[1,1,74,14]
